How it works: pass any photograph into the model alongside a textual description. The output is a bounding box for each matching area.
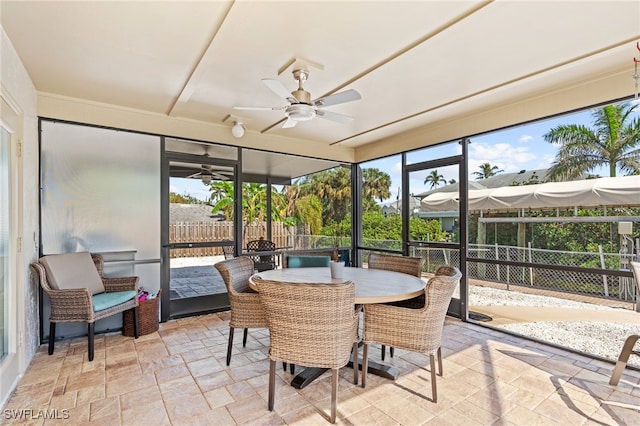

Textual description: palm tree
[362,168,391,212]
[543,103,640,180]
[472,162,503,180]
[424,170,446,189]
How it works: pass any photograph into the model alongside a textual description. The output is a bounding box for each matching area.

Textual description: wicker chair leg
[268,359,276,411]
[609,335,640,385]
[353,342,359,385]
[437,347,443,376]
[289,363,295,374]
[381,344,386,361]
[361,343,369,388]
[88,323,95,362]
[330,368,338,423]
[430,354,437,402]
[390,347,394,358]
[226,327,234,366]
[48,322,56,355]
[133,307,139,339]
[242,328,248,347]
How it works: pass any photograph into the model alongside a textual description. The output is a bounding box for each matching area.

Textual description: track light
[231,120,245,138]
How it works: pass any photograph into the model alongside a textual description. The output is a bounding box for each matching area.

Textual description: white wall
[1,25,40,406]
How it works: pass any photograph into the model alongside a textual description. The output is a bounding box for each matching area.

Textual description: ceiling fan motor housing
[285,104,316,121]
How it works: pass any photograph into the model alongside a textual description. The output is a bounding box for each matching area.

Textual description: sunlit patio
[3,313,639,425]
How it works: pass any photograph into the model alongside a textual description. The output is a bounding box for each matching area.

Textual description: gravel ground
[470,285,640,365]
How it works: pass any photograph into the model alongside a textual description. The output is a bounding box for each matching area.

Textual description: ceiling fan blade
[282,118,297,128]
[315,109,353,124]
[263,78,298,103]
[312,89,361,108]
[233,106,284,111]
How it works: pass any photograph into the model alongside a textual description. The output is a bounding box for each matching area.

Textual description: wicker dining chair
[31,252,139,362]
[367,252,425,360]
[246,238,278,271]
[361,265,462,403]
[255,277,361,424]
[214,256,268,366]
[220,239,235,259]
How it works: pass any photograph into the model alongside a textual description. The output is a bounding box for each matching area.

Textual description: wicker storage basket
[123,289,160,337]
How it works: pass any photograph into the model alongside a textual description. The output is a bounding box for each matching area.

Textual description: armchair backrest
[421,266,462,351]
[256,278,357,368]
[38,252,105,295]
[368,252,424,277]
[246,239,276,252]
[214,256,255,296]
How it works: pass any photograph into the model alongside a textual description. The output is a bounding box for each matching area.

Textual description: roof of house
[170,203,222,222]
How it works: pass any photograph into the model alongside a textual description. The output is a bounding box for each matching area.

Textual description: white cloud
[519,135,533,143]
[469,142,537,174]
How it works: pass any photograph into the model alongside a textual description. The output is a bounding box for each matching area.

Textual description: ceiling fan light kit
[285,104,316,121]
[234,68,361,128]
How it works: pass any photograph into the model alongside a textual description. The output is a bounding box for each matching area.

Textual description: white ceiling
[2,0,639,171]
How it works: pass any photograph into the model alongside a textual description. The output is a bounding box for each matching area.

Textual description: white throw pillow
[40,252,105,295]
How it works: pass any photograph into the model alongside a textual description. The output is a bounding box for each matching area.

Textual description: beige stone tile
[203,386,235,409]
[180,347,213,363]
[154,363,191,384]
[118,385,163,411]
[226,393,271,424]
[120,399,169,425]
[75,385,106,406]
[425,407,484,426]
[64,368,105,392]
[105,372,156,397]
[226,379,260,401]
[159,375,202,400]
[163,394,214,424]
[195,369,236,393]
[186,356,225,378]
[89,395,119,422]
[48,391,78,411]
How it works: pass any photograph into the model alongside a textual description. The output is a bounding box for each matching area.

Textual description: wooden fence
[169,221,309,258]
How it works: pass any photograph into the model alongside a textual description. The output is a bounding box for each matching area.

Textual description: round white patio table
[249,266,425,389]
[249,266,425,304]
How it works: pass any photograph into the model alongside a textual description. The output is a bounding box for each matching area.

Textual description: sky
[172,101,639,204]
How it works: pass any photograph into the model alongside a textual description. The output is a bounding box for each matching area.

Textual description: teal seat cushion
[287,255,331,268]
[93,290,137,312]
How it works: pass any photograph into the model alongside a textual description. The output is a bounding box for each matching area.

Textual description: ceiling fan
[234,69,361,128]
[187,165,232,184]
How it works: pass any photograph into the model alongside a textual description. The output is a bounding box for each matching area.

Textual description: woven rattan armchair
[214,256,268,366]
[255,277,361,423]
[361,265,461,402]
[367,252,425,360]
[31,252,139,362]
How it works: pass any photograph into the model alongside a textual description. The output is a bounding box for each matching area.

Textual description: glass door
[164,150,238,319]
[0,125,14,394]
[405,142,467,318]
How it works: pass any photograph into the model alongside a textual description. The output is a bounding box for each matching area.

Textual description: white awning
[421,175,640,212]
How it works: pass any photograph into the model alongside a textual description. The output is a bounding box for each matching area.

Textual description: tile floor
[3,313,639,425]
